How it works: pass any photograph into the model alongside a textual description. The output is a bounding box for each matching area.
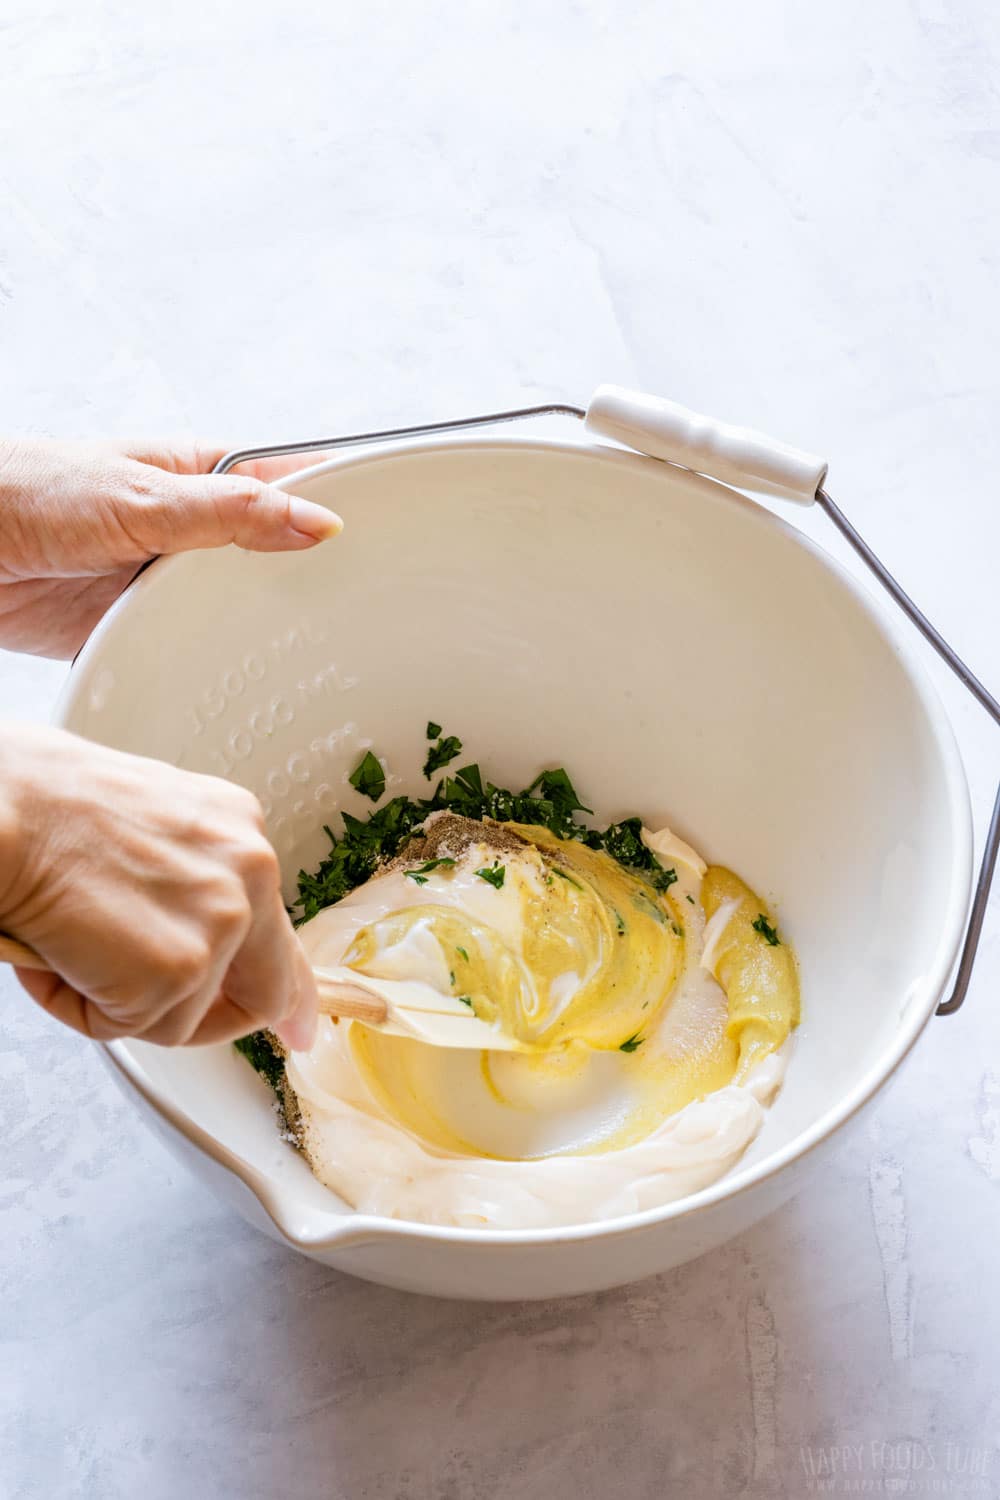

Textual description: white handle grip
[584,384,827,504]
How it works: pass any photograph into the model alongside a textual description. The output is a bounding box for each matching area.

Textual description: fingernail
[285,495,344,542]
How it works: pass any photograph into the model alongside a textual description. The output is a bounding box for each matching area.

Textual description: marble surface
[3,2,1000,1496]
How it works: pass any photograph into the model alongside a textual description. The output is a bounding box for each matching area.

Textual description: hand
[0,437,342,658]
[0,725,317,1049]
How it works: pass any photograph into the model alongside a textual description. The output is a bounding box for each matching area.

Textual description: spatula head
[314,965,526,1051]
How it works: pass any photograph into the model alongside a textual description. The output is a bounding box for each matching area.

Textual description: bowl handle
[814,489,1000,1017]
[584,384,828,503]
[209,402,589,476]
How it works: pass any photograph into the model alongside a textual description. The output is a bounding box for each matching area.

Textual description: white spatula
[0,933,523,1051]
[309,963,524,1050]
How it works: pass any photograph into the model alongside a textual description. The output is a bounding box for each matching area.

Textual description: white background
[2,3,1000,1496]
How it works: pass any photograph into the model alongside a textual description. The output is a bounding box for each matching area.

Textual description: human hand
[0,724,317,1049]
[0,437,342,658]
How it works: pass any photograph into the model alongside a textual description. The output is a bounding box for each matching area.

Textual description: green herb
[456,946,469,962]
[294,795,426,922]
[475,862,506,889]
[348,750,386,802]
[614,910,626,935]
[594,817,676,893]
[423,735,463,779]
[632,891,668,925]
[405,856,456,882]
[752,914,781,946]
[234,1031,285,1092]
[686,894,695,904]
[447,762,484,801]
[551,867,583,890]
[449,970,455,985]
[528,767,592,818]
[671,921,684,938]
[619,1033,644,1053]
[425,757,592,848]
[293,722,704,925]
[599,817,649,868]
[457,994,473,1008]
[426,720,442,739]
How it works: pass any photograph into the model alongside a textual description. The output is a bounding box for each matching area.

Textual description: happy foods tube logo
[797,1439,994,1494]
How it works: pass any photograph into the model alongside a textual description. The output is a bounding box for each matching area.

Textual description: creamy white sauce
[285,825,791,1229]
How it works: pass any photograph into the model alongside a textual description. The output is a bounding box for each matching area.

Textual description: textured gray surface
[3,3,1000,1496]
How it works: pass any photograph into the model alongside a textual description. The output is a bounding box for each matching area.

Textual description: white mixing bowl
[56,426,972,1299]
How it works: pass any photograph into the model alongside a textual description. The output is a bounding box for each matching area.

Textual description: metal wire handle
[816,490,1000,1016]
[212,403,587,475]
[216,404,997,1016]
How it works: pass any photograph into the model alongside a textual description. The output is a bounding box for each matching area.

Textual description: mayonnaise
[283,824,793,1229]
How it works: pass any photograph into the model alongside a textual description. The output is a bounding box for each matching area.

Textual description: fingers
[16,966,280,1049]
[117,440,341,485]
[121,818,306,1048]
[5,731,318,1052]
[115,467,343,556]
[14,968,96,1040]
[183,995,277,1048]
[221,885,318,1053]
[273,938,320,1053]
[239,452,343,485]
[105,442,344,558]
[115,440,230,475]
[15,961,211,1045]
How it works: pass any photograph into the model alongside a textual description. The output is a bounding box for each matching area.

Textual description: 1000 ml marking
[183,621,333,739]
[198,672,359,780]
[200,697,297,777]
[261,730,375,856]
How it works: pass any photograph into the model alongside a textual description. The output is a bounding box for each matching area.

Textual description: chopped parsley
[475,862,506,889]
[591,816,676,893]
[619,1033,644,1053]
[632,891,668,926]
[752,913,781,946]
[426,720,442,739]
[551,867,583,890]
[405,856,456,882]
[614,910,626,935]
[423,734,463,779]
[686,894,695,904]
[348,749,385,802]
[234,1031,285,1091]
[457,994,473,1008]
[528,767,592,818]
[456,946,469,962]
[290,722,689,924]
[294,796,427,921]
[595,816,647,867]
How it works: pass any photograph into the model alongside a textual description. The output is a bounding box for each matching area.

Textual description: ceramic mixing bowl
[55,392,972,1299]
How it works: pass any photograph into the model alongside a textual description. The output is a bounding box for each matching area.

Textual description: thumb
[128,469,343,555]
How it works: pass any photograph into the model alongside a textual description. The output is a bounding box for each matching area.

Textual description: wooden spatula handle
[312,978,388,1024]
[0,931,388,1026]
